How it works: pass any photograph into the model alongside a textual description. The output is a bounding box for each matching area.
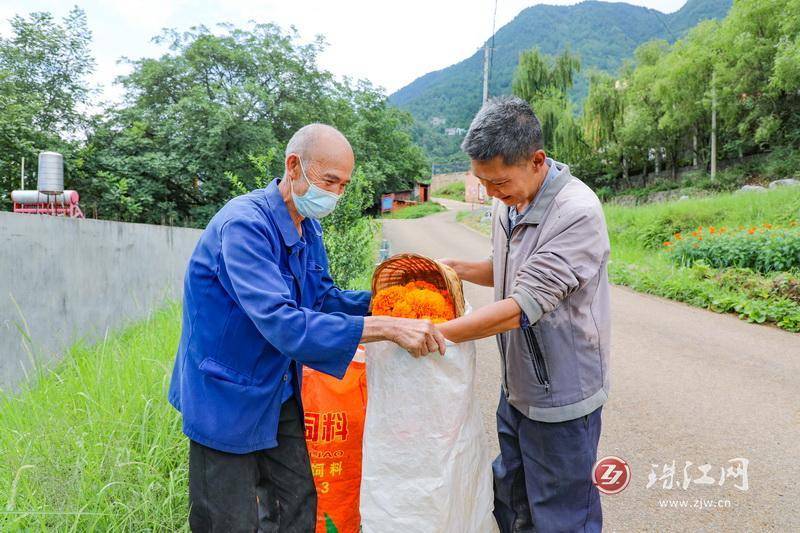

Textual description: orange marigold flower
[405,280,438,292]
[373,282,455,323]
[674,232,682,240]
[763,223,772,229]
[709,226,716,234]
[748,228,756,235]
[663,241,672,247]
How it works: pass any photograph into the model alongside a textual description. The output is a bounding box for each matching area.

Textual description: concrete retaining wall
[0,212,202,392]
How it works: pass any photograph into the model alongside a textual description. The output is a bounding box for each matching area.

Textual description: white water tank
[11,190,80,205]
[37,151,64,193]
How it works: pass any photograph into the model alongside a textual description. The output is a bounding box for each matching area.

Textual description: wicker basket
[370,253,465,318]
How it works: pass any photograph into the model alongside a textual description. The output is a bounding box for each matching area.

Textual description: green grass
[348,219,382,290]
[0,304,189,531]
[0,225,384,531]
[456,208,491,236]
[383,201,446,219]
[605,186,800,331]
[433,182,465,202]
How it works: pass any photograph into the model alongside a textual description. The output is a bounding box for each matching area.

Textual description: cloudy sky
[0,0,688,104]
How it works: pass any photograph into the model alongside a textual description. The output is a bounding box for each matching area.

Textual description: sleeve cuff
[510,288,544,325]
[328,315,364,380]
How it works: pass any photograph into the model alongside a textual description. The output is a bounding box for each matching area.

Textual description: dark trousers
[188,398,317,533]
[493,393,603,533]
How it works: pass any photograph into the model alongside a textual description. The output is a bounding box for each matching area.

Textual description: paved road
[382,202,800,532]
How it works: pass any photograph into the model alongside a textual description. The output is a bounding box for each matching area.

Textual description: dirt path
[381,206,800,532]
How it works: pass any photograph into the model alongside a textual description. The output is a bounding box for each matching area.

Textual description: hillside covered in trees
[515,0,800,193]
[392,0,733,163]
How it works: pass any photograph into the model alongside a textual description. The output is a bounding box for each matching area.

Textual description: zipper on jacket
[523,327,551,393]
[500,230,511,398]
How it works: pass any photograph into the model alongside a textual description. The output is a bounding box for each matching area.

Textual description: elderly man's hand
[362,316,447,357]
[389,317,447,357]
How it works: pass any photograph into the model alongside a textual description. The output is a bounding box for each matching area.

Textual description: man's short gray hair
[461,96,543,165]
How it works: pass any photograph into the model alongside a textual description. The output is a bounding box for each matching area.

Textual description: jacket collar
[264,178,302,248]
[497,159,574,231]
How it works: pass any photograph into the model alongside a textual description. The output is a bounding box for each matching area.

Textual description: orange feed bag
[302,346,367,533]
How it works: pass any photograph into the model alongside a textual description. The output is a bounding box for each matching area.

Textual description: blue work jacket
[168,179,371,454]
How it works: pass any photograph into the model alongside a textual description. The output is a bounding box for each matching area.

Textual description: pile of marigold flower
[663,221,800,274]
[372,280,456,323]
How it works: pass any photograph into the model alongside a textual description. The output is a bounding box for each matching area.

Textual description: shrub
[322,167,377,289]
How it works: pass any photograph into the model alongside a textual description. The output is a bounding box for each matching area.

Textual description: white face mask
[290,158,341,219]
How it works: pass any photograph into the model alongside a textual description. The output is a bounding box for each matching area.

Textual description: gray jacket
[491,160,611,422]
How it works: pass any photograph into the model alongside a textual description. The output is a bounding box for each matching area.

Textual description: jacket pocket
[522,326,550,392]
[199,357,254,387]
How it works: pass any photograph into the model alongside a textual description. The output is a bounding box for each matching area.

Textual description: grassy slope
[605,187,800,331]
[383,202,445,219]
[0,304,188,531]
[433,182,465,202]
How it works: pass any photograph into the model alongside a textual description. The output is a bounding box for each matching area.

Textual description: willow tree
[512,48,584,161]
[583,71,627,182]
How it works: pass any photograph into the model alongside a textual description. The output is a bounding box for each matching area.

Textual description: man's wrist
[362,316,392,342]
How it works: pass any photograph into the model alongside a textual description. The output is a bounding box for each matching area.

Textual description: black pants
[188,398,317,532]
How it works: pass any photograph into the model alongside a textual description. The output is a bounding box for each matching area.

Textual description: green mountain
[391,0,732,162]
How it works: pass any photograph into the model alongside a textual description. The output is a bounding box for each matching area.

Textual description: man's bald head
[283,123,355,199]
[285,123,354,165]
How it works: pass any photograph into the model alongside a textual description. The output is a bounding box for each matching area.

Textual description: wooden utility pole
[710,71,717,180]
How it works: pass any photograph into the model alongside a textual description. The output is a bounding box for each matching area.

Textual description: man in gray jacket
[439,96,610,532]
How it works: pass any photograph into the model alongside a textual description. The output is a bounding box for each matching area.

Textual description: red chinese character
[332,412,349,441]
[304,412,320,442]
[320,411,349,442]
[321,412,336,442]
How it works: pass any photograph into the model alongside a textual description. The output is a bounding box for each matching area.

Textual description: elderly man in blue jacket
[168,123,446,532]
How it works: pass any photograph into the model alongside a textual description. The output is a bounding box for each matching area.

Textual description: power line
[650,8,676,42]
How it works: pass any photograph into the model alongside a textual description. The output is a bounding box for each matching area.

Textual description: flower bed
[664,222,800,274]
